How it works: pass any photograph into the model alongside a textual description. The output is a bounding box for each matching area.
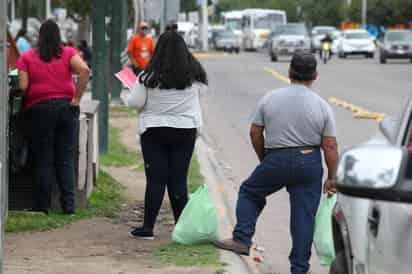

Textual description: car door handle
[368,207,380,238]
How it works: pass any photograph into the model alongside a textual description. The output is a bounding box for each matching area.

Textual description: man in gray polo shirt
[215,52,338,274]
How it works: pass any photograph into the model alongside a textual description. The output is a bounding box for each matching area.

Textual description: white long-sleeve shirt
[125,81,207,135]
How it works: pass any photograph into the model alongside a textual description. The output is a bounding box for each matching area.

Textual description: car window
[277,24,307,36]
[385,32,412,42]
[345,32,370,39]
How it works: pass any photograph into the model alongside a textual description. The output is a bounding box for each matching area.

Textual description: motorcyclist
[320,33,333,59]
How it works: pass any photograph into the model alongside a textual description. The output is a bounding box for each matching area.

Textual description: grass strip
[6,170,125,233]
[100,126,140,167]
[154,243,221,267]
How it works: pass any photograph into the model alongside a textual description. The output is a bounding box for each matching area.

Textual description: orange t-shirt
[127,35,154,70]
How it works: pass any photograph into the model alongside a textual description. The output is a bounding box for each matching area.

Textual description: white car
[311,26,337,53]
[330,94,412,274]
[177,21,199,49]
[338,29,376,58]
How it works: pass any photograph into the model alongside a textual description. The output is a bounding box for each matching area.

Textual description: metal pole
[22,0,28,30]
[92,0,109,153]
[111,1,123,101]
[201,0,208,51]
[46,0,52,19]
[0,0,8,272]
[160,0,166,33]
[361,0,367,28]
[11,0,16,21]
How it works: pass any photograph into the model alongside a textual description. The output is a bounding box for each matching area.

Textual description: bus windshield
[254,13,285,30]
[226,19,242,31]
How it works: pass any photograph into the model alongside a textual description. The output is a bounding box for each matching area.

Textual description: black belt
[265,146,320,152]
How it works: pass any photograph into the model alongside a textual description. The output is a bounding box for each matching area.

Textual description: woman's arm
[70,54,90,106]
[18,70,29,95]
[126,80,147,111]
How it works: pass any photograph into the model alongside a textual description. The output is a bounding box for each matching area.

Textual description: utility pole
[160,0,166,32]
[201,0,208,51]
[361,0,367,28]
[10,0,16,21]
[46,0,52,19]
[21,0,28,30]
[92,0,109,153]
[110,1,124,101]
[0,0,8,272]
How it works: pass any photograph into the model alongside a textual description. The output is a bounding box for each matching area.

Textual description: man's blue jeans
[233,148,323,274]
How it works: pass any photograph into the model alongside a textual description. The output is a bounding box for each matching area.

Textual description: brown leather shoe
[214,239,250,256]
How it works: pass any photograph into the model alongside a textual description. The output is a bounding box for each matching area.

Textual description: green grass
[100,126,142,167]
[6,170,125,233]
[154,243,221,267]
[110,106,138,117]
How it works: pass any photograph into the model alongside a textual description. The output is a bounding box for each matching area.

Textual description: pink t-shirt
[16,47,77,109]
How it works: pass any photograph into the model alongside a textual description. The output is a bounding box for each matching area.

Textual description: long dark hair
[139,31,207,90]
[16,29,27,40]
[37,19,62,62]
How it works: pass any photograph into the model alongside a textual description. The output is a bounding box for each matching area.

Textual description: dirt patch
[4,111,217,274]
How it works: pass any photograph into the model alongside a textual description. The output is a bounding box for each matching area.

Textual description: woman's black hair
[139,31,207,90]
[16,29,27,40]
[37,19,62,62]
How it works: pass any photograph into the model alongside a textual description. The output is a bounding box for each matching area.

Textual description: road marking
[263,67,290,83]
[328,97,385,121]
[193,53,225,59]
[263,67,385,122]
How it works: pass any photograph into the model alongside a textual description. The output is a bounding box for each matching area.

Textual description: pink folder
[115,67,137,90]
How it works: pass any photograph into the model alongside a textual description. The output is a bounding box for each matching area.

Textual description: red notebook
[115,67,137,90]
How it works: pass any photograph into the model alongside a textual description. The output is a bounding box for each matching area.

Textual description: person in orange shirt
[128,22,154,75]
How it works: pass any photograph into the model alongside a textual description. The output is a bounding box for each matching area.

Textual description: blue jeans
[233,148,323,274]
[26,98,79,213]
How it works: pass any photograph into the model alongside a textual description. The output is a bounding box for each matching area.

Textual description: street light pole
[46,0,52,19]
[361,0,367,28]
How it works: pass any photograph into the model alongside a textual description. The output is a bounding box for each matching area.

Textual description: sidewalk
[4,106,221,274]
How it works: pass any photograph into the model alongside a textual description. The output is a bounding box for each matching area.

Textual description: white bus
[223,10,244,36]
[241,9,287,50]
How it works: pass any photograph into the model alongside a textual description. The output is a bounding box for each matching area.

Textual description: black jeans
[25,98,79,213]
[140,127,197,230]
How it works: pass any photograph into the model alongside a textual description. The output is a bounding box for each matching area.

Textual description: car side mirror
[336,144,412,203]
[379,115,400,143]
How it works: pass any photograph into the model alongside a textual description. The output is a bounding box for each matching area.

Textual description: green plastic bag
[314,194,337,266]
[172,185,218,245]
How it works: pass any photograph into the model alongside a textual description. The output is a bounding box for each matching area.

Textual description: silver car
[330,94,412,274]
[214,30,240,53]
[378,30,412,64]
[269,23,311,62]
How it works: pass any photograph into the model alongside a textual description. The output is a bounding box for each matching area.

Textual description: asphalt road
[199,51,412,274]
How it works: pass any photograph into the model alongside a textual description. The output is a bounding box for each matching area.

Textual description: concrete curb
[195,135,261,274]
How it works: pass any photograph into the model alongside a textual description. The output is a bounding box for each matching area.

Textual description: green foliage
[181,0,198,12]
[6,170,125,233]
[61,0,92,18]
[300,0,344,27]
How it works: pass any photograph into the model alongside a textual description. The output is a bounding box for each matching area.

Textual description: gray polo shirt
[252,84,336,148]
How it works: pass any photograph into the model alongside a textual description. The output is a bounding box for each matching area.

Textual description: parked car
[330,94,412,274]
[269,23,311,62]
[378,29,412,64]
[330,30,342,55]
[177,21,199,49]
[209,25,225,50]
[311,26,337,53]
[338,29,376,58]
[214,30,240,53]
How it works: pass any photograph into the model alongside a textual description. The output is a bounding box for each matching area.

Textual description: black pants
[25,98,79,213]
[140,127,197,230]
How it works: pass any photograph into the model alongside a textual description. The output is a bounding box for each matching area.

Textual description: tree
[299,0,344,27]
[181,0,198,12]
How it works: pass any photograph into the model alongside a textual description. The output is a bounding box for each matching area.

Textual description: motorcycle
[321,41,331,64]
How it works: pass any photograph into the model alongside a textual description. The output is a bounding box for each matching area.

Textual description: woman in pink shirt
[16,20,90,215]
